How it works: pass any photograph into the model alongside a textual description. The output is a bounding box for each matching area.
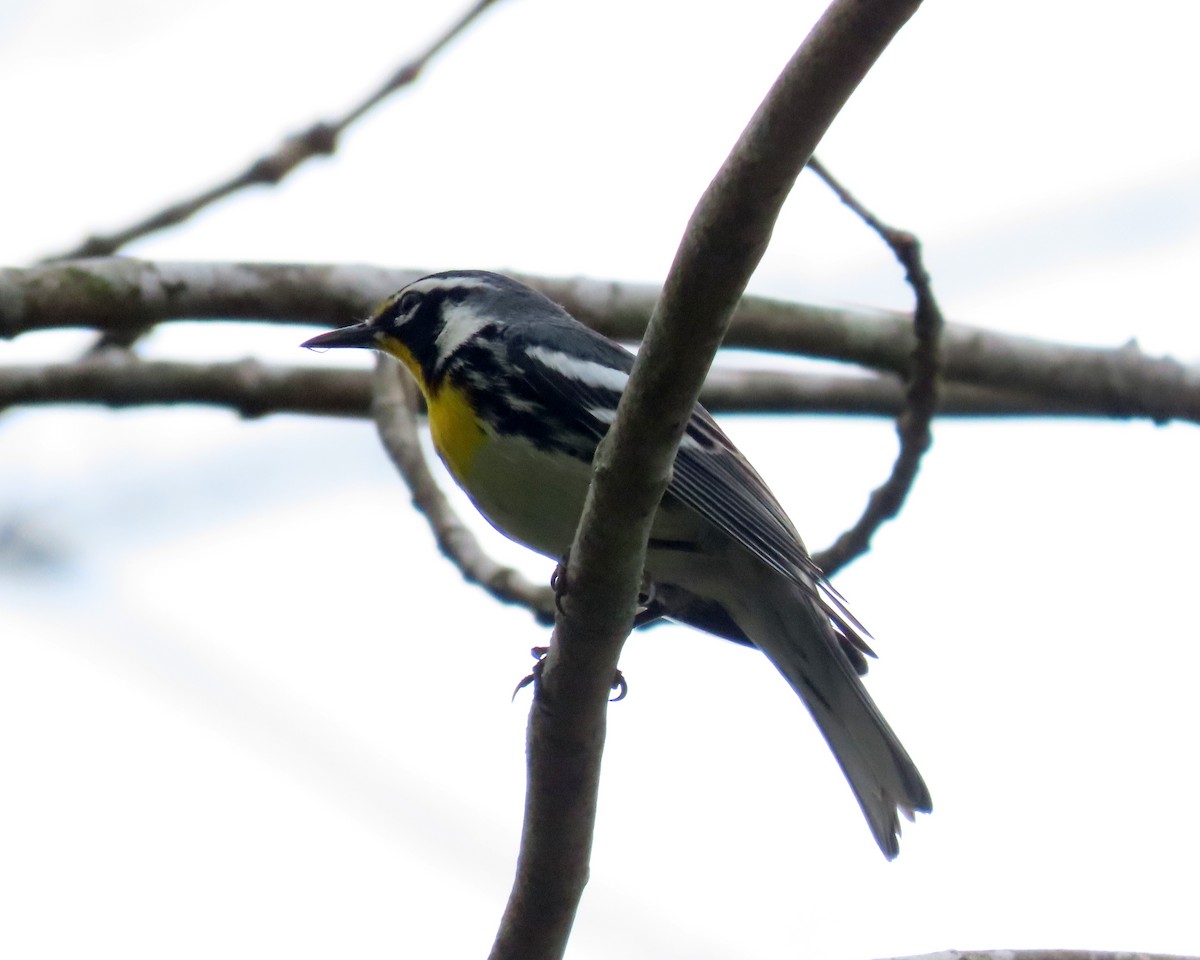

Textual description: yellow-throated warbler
[302,270,930,857]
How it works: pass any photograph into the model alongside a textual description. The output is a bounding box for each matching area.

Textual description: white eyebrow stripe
[409,275,496,295]
[527,346,630,392]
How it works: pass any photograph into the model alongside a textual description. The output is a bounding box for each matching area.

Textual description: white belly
[452,431,596,559]
[451,428,730,596]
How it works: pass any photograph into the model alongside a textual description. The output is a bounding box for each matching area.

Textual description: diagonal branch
[58,0,504,356]
[489,2,924,958]
[45,0,504,265]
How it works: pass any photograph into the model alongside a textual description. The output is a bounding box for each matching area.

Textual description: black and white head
[301,270,573,387]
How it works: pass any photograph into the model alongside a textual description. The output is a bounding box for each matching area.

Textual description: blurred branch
[44,0,503,264]
[490,2,924,958]
[0,357,1129,420]
[890,952,1198,960]
[0,356,370,419]
[370,356,556,624]
[808,157,943,576]
[5,259,1199,425]
[0,260,413,338]
[552,283,1200,425]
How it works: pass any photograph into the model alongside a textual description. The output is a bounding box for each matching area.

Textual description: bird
[302,270,931,858]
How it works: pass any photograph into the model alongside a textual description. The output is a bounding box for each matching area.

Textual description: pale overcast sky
[3,2,1199,958]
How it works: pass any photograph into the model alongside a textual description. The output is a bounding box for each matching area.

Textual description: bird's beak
[301,322,378,350]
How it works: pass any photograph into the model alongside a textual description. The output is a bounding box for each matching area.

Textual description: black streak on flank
[445,341,597,460]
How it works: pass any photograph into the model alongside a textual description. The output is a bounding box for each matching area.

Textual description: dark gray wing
[502,318,872,662]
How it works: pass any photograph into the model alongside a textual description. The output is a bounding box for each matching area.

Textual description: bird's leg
[631,574,667,629]
[532,552,634,702]
[555,555,653,616]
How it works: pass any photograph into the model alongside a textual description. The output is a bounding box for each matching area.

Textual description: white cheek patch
[527,346,630,392]
[435,302,492,359]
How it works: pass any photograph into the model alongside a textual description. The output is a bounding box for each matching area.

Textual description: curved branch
[370,356,556,624]
[808,157,943,575]
[5,260,1198,424]
[490,2,924,957]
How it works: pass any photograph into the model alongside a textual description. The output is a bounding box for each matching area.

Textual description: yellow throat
[378,335,486,483]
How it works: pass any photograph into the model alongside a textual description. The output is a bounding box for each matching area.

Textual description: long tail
[727,569,932,859]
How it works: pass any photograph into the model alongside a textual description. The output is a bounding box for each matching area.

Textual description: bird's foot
[511,645,628,702]
[512,646,549,700]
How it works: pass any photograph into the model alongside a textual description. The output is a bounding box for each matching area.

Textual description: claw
[512,646,550,700]
[551,552,570,617]
[511,646,628,703]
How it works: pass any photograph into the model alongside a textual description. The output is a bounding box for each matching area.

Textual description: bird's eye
[375,290,421,330]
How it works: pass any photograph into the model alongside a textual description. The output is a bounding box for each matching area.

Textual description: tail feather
[727,571,931,859]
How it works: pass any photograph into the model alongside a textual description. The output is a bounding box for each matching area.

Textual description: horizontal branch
[0,261,416,338]
[542,277,1200,425]
[0,357,1131,421]
[3,260,1199,424]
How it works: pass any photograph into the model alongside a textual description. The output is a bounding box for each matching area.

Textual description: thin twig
[46,1,501,265]
[490,3,924,958]
[808,157,943,575]
[0,357,1122,421]
[369,355,556,624]
[53,0,503,354]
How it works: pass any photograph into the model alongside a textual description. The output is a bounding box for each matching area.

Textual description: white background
[2,1,1199,958]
